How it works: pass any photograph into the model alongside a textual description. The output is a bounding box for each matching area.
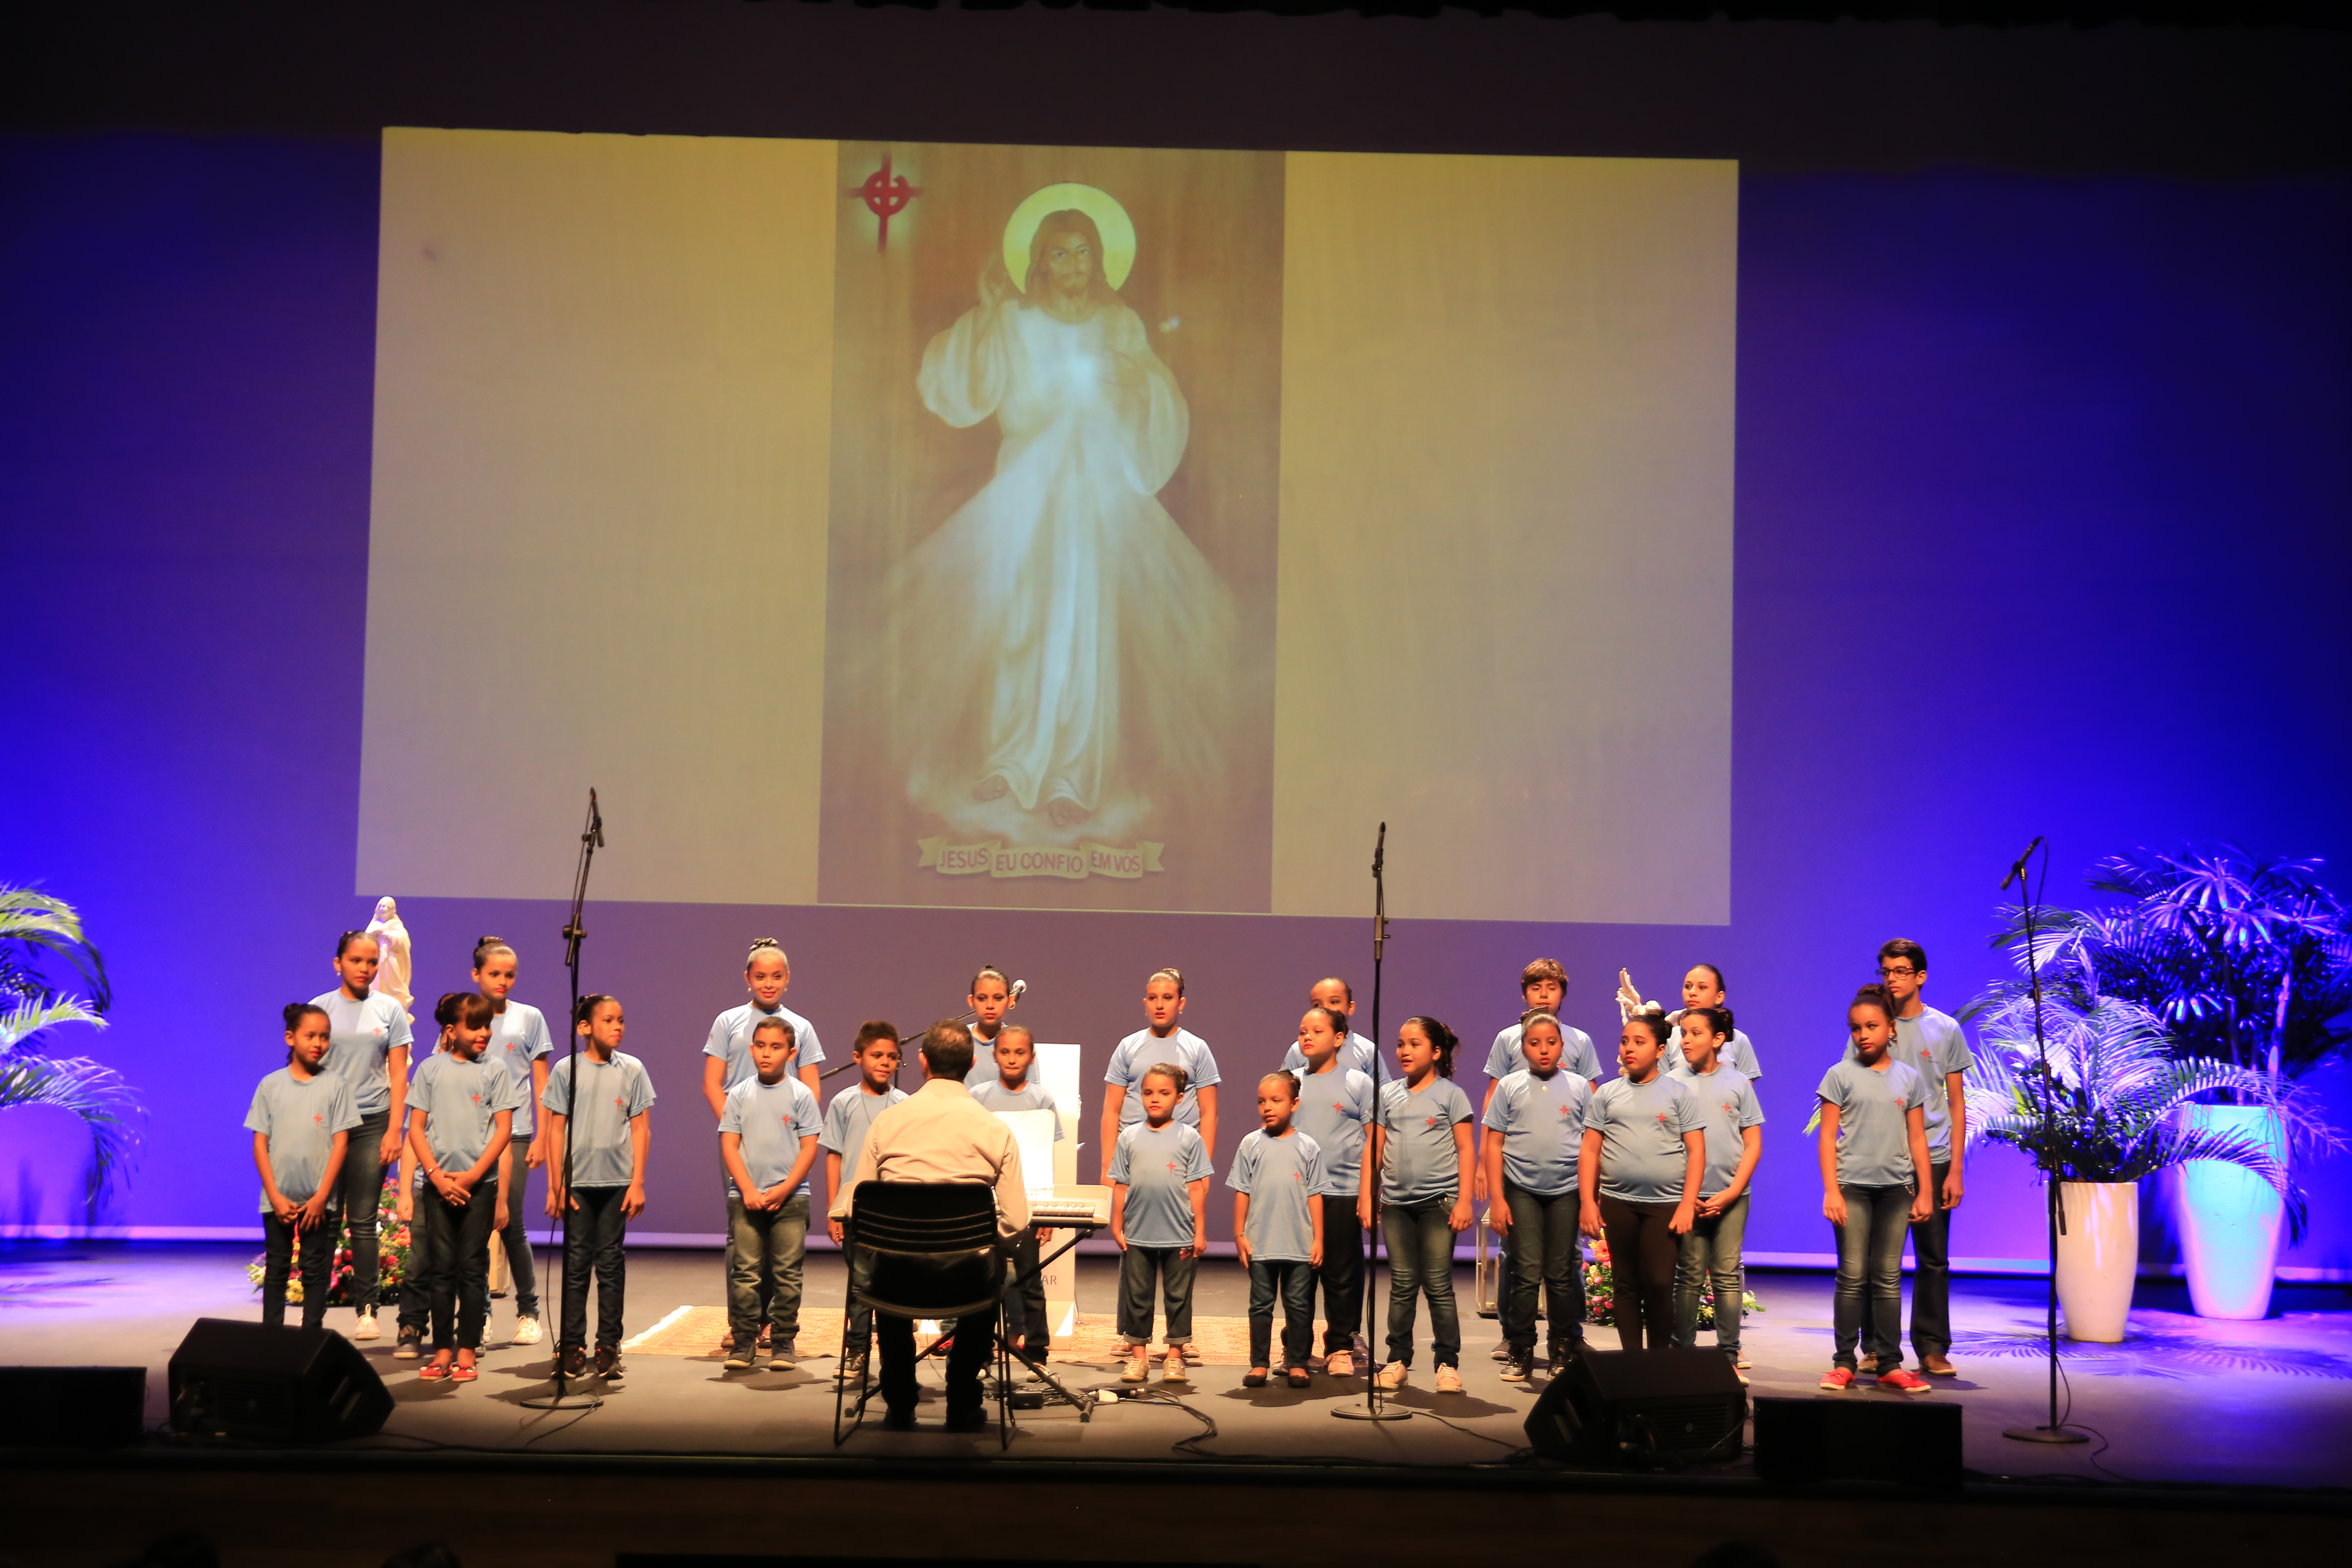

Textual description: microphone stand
[525,788,605,1412]
[1336,823,1407,1422]
[2000,836,2088,1444]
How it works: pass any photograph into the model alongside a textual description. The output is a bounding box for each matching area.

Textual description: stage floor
[4,1242,2349,1489]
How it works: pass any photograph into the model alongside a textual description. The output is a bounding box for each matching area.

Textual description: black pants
[1502,1183,1586,1354]
[879,1304,995,1418]
[415,1179,497,1353]
[399,1189,491,1340]
[334,1110,389,1313]
[1597,1193,1678,1352]
[560,1185,628,1351]
[1311,1195,1365,1355]
[260,1211,334,1330]
[1002,1228,1050,1354]
[1248,1258,1315,1369]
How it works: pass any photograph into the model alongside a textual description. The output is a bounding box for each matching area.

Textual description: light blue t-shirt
[1666,1063,1764,1197]
[1108,1120,1211,1249]
[543,1050,658,1188]
[1290,1065,1375,1199]
[719,1074,824,1197]
[1664,1014,1764,1081]
[969,1078,1066,1140]
[703,1000,825,1092]
[821,1083,909,1187]
[408,1051,521,1179]
[245,1067,361,1212]
[486,1000,554,1137]
[1817,1057,1928,1188]
[1106,1027,1221,1133]
[1485,1021,1603,1087]
[1584,1072,1705,1206]
[1226,1129,1324,1262]
[1279,1032,1380,1079]
[1481,1067,1593,1198]
[1376,1075,1476,1206]
[1844,1007,1973,1161]
[310,988,413,1118]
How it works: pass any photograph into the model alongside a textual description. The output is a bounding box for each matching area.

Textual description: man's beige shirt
[829,1075,1030,1238]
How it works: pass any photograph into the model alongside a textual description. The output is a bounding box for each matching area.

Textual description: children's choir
[247,931,1972,1401]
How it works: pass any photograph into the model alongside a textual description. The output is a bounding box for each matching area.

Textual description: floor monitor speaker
[167,1318,392,1443]
[1523,1347,1746,1465]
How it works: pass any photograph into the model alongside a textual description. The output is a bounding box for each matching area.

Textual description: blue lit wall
[4,135,2347,1275]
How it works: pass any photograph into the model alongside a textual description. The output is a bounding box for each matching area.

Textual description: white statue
[365,895,414,1022]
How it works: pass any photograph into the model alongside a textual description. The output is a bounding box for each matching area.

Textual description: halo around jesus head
[1003,183,1137,294]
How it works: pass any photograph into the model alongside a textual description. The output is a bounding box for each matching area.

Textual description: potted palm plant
[1965,993,2297,1341]
[1988,847,2349,1319]
[0,888,140,1232]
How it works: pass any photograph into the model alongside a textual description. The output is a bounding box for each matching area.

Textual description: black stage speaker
[0,1366,147,1447]
[1523,1348,1746,1465]
[167,1318,392,1443]
[1752,1396,1963,1488]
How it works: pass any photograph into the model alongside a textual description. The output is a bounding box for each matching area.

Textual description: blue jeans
[495,1136,540,1319]
[1381,1199,1461,1370]
[1248,1257,1315,1369]
[1673,1191,1750,1357]
[1117,1245,1195,1345]
[560,1185,629,1351]
[334,1110,389,1313]
[416,1178,497,1353]
[1833,1182,1913,1372]
[726,1191,808,1347]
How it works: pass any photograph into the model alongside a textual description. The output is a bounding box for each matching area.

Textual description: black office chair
[833,1180,1013,1448]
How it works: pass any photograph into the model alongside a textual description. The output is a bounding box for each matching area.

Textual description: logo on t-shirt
[612,1095,626,1110]
[311,1112,325,1126]
[1165,1160,1179,1174]
[1423,1115,1440,1130]
[1654,1111,1670,1126]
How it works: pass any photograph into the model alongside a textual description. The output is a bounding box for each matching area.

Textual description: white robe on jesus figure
[892,293,1232,841]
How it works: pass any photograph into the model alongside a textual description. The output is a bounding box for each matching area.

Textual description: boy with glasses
[1857,939,1971,1378]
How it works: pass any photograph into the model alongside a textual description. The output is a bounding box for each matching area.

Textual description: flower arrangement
[1580,1233,1761,1330]
[246,1169,412,1305]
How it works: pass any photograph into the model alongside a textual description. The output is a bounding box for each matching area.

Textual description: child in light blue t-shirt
[1578,1011,1705,1355]
[1108,1064,1211,1384]
[821,1022,906,1380]
[1370,1017,1476,1392]
[404,992,520,1380]
[1816,985,1935,1393]
[1664,1006,1764,1372]
[968,1023,1063,1360]
[1479,1013,1593,1380]
[717,1017,823,1371]
[544,994,657,1380]
[1289,1004,1377,1374]
[248,1002,362,1332]
[1229,1071,1326,1388]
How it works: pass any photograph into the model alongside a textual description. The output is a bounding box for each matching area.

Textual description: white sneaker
[1162,1349,1188,1383]
[1435,1366,1465,1393]
[1374,1360,1408,1390]
[1121,1349,1150,1384]
[511,1315,542,1347]
[352,1311,380,1341]
[1324,1350,1354,1378]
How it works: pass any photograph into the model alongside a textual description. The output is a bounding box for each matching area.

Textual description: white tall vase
[2174,1104,2286,1321]
[2054,1181,2138,1342]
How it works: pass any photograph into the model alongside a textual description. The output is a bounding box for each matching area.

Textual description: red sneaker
[1818,1366,1855,1391]
[1877,1368,1932,1394]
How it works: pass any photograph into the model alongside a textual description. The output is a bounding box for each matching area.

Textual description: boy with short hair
[1865,938,1972,1379]
[1279,976,1381,1079]
[704,938,824,1354]
[545,994,656,1383]
[823,1021,906,1384]
[968,1022,1063,1360]
[718,1017,823,1371]
[1476,959,1602,1359]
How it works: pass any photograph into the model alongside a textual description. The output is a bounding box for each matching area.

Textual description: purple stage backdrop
[3,135,2348,1277]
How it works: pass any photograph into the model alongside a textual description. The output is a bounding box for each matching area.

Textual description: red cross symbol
[469,1092,481,1104]
[848,155,921,253]
[312,1112,325,1125]
[1165,1160,1179,1173]
[613,1095,626,1110]
[1424,1115,1439,1129]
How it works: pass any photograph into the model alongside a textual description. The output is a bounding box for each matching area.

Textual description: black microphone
[2000,835,2044,892]
[588,788,606,849]
[1372,821,1386,875]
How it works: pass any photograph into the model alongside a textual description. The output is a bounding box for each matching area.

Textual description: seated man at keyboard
[831,1020,1029,1432]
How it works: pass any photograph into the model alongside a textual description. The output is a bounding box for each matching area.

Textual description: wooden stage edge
[1,1449,2344,1568]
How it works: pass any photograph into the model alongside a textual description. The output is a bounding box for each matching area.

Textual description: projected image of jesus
[893,196,1234,842]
